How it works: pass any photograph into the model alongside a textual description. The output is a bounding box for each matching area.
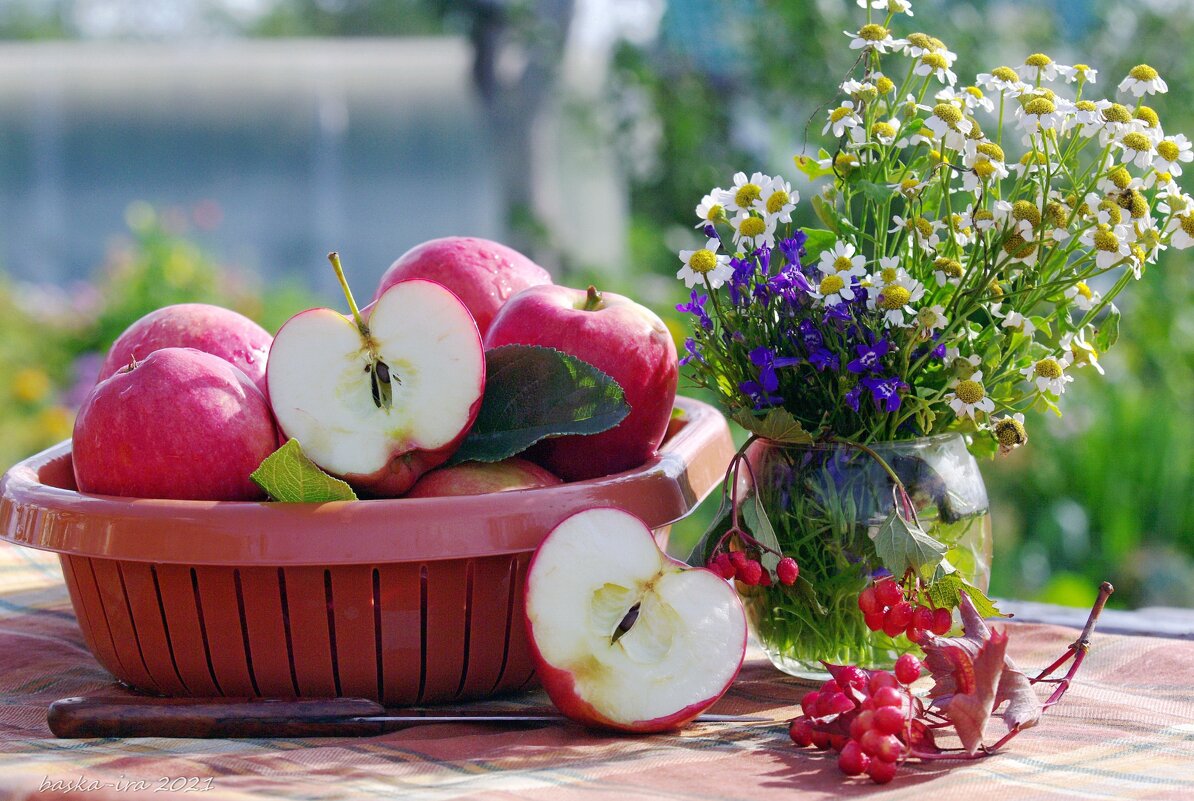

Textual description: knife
[48,695,771,739]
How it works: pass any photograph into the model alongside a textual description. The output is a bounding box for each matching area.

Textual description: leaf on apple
[872,508,948,579]
[250,439,359,502]
[732,407,814,444]
[450,345,630,464]
[922,594,1042,740]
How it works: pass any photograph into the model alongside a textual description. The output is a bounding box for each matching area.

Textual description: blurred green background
[1,0,1191,609]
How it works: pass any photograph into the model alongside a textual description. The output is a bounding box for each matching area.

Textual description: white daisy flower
[677,238,732,288]
[1017,54,1060,83]
[1154,135,1193,176]
[823,102,863,139]
[933,256,965,286]
[946,349,982,377]
[1072,99,1110,136]
[915,51,957,86]
[694,191,726,228]
[811,272,857,306]
[992,412,1028,454]
[1021,356,1074,395]
[1117,130,1155,170]
[868,274,925,327]
[977,66,1026,95]
[869,256,913,289]
[915,304,948,335]
[1061,331,1105,376]
[1080,223,1131,269]
[1016,95,1065,140]
[818,241,867,280]
[720,172,771,214]
[1169,213,1194,249]
[889,215,942,250]
[1118,64,1167,97]
[867,118,901,146]
[848,23,903,54]
[925,102,972,151]
[730,210,777,251]
[1057,63,1097,84]
[1065,281,1101,310]
[993,308,1037,336]
[760,177,798,223]
[859,0,912,13]
[947,370,996,420]
[958,85,994,113]
[900,32,942,59]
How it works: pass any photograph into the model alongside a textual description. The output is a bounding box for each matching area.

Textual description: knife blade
[48,695,772,739]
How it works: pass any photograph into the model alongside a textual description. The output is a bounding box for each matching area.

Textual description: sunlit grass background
[2,0,1193,609]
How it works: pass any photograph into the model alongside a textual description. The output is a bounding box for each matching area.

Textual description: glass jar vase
[717,434,991,678]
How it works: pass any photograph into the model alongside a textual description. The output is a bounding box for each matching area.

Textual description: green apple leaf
[733,407,814,445]
[450,344,630,464]
[873,508,949,579]
[925,572,1007,618]
[250,439,358,502]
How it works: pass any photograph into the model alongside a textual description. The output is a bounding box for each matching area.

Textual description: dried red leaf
[945,629,1008,754]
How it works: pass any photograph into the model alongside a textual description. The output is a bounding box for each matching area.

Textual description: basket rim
[0,396,732,565]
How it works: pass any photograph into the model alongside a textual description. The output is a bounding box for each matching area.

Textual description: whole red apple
[73,348,279,500]
[405,457,561,498]
[485,285,678,481]
[374,237,552,336]
[97,303,272,396]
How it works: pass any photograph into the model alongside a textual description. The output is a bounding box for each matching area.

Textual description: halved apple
[525,508,747,733]
[266,259,485,497]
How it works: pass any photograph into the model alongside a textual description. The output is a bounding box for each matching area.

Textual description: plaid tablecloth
[1,540,1193,801]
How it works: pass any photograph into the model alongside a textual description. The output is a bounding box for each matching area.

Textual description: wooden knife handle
[48,696,387,739]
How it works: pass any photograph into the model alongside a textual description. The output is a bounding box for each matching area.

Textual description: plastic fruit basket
[0,397,732,705]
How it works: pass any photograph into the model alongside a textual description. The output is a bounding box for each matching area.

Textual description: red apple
[72,348,278,500]
[267,256,486,497]
[374,237,552,336]
[404,458,561,498]
[97,303,272,396]
[525,508,747,733]
[485,285,678,481]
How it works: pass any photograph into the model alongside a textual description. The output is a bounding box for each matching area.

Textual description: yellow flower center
[974,209,995,223]
[955,379,986,404]
[992,66,1018,82]
[881,266,899,283]
[819,274,846,295]
[921,53,948,70]
[739,216,766,237]
[1092,225,1120,252]
[1129,64,1159,81]
[1076,281,1093,299]
[1002,233,1037,258]
[871,121,896,139]
[1012,200,1042,225]
[876,75,895,94]
[1024,97,1056,116]
[1157,170,1174,184]
[906,32,933,49]
[916,307,941,328]
[1034,358,1063,379]
[974,160,996,180]
[859,23,889,41]
[835,153,860,173]
[1157,140,1181,162]
[1025,53,1053,68]
[964,86,984,100]
[933,103,963,125]
[1020,151,1047,166]
[1099,199,1123,225]
[977,142,1005,160]
[1136,106,1160,127]
[1046,201,1068,227]
[1181,214,1194,237]
[1075,100,1097,112]
[994,417,1027,447]
[1122,132,1151,152]
[1104,103,1132,124]
[704,203,724,221]
[1108,166,1132,189]
[765,191,790,214]
[935,258,964,277]
[880,285,911,309]
[689,249,718,274]
[834,255,854,272]
[734,183,762,208]
[989,280,1004,297]
[1128,192,1148,219]
[913,217,934,238]
[1074,63,1091,74]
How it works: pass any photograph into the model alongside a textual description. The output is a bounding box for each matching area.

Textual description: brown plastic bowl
[0,397,732,705]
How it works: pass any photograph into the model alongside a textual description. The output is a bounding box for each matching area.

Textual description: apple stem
[328,251,367,335]
[583,285,603,311]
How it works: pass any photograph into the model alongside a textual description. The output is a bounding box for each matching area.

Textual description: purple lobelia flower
[739,346,800,408]
[844,384,864,412]
[847,338,892,374]
[679,337,707,367]
[676,289,713,330]
[861,375,909,413]
[808,347,839,372]
[779,231,808,269]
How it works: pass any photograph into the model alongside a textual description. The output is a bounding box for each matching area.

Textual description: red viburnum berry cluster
[859,577,951,642]
[707,548,799,587]
[789,654,926,784]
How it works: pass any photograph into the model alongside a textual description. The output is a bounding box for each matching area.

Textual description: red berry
[738,559,763,586]
[872,733,903,763]
[758,570,772,587]
[863,610,885,631]
[872,705,906,736]
[858,586,880,614]
[729,551,748,570]
[912,605,934,631]
[868,757,898,784]
[828,734,848,752]
[849,710,875,740]
[776,557,799,585]
[800,691,821,717]
[836,666,869,693]
[905,627,926,644]
[895,654,923,684]
[818,691,855,717]
[873,686,904,708]
[709,553,735,580]
[789,718,814,747]
[875,579,904,607]
[931,607,953,635]
[810,730,831,750]
[838,741,870,776]
[886,601,914,629]
[868,671,898,694]
[882,615,906,638]
[858,729,884,756]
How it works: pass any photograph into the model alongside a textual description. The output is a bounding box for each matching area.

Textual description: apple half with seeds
[525,507,747,733]
[266,253,485,497]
